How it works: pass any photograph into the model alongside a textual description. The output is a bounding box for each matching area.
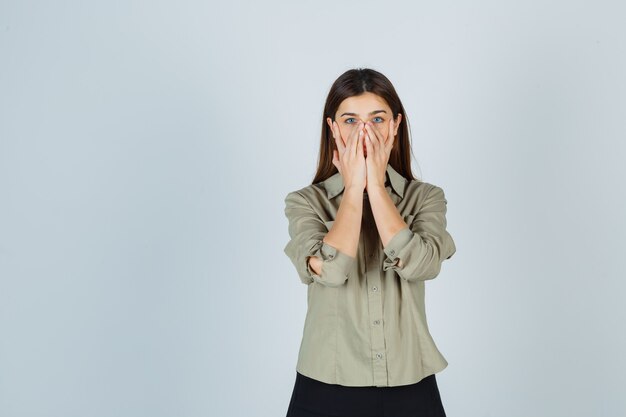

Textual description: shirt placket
[362,192,388,387]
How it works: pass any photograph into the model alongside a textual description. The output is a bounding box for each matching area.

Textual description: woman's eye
[345,117,383,124]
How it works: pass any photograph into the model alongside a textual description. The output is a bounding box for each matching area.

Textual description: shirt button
[376,353,383,359]
[373,319,380,325]
[328,254,334,259]
[372,286,378,292]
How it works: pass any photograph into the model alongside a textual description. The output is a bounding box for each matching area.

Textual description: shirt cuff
[307,241,355,287]
[383,227,413,265]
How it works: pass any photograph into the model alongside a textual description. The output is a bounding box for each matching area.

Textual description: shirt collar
[323,164,407,200]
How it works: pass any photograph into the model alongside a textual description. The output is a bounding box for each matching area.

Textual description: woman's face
[326,92,402,157]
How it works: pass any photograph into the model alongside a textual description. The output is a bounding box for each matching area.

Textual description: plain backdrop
[1,1,625,416]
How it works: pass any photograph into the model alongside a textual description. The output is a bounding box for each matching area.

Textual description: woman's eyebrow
[340,110,387,117]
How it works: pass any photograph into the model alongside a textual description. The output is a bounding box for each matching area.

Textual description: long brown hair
[311,68,418,185]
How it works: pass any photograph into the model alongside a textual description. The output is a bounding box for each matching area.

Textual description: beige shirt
[283,164,457,387]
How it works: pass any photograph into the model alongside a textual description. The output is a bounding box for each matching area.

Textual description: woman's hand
[330,120,367,191]
[364,117,397,190]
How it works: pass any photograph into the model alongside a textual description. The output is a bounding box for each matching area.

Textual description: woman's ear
[326,117,334,131]
[394,113,402,136]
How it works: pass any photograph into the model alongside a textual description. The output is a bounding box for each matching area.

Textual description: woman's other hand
[329,119,367,192]
[364,116,399,190]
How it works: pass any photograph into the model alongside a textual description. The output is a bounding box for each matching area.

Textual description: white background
[1,1,625,416]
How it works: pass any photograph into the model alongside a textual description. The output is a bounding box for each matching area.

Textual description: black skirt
[286,371,447,417]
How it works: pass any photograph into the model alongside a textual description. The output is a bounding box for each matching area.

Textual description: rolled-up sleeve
[382,185,456,282]
[283,191,356,287]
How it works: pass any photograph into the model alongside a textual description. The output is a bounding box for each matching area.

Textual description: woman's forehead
[337,94,390,115]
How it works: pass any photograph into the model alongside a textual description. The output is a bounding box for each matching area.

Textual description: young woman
[283,68,457,417]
